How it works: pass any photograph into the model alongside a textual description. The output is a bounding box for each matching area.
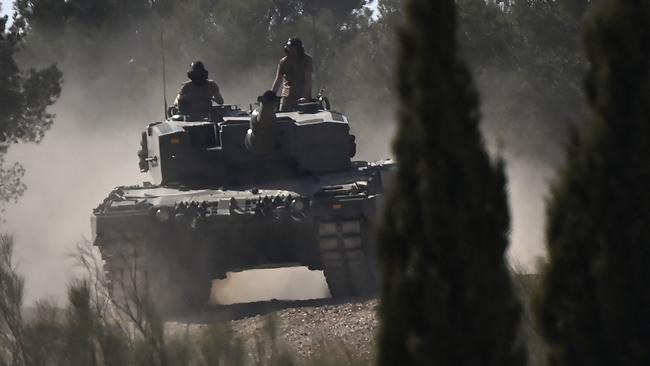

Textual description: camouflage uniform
[173,79,224,118]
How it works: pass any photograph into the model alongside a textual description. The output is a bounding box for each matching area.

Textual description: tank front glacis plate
[92,161,394,245]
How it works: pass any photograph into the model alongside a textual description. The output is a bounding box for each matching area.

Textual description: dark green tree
[325,0,402,127]
[377,0,525,365]
[457,0,517,71]
[0,9,61,208]
[16,0,154,29]
[455,0,593,164]
[534,1,650,365]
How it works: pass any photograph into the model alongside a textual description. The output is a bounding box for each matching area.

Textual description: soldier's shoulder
[179,80,193,90]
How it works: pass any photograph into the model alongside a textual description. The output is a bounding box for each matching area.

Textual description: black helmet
[284,37,304,54]
[187,61,208,81]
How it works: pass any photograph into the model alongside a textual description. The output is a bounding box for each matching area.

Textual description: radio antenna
[159,20,169,119]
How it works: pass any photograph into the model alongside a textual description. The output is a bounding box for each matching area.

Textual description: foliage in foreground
[0,235,550,366]
[533,1,650,365]
[377,0,524,365]
[0,235,370,366]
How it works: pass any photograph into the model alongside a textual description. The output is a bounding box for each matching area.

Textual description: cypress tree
[377,0,525,365]
[534,1,650,365]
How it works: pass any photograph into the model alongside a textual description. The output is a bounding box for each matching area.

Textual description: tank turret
[137,93,356,187]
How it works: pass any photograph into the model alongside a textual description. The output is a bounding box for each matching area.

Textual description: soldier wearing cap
[173,61,224,118]
[271,38,313,112]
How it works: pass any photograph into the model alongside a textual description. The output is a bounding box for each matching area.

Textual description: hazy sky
[1,0,11,19]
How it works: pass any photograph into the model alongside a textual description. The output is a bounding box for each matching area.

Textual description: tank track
[318,218,379,297]
[98,235,212,317]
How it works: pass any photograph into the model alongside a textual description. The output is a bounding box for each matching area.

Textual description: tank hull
[92,161,393,315]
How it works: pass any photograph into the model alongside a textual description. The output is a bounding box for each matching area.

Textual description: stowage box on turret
[92,93,394,316]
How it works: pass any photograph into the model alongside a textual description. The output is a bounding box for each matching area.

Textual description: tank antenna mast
[159,19,169,119]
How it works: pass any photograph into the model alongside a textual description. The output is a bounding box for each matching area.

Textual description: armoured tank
[91,92,394,316]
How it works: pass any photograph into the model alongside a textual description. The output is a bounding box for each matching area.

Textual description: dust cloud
[348,100,554,273]
[503,154,552,269]
[1,83,146,304]
[478,71,559,271]
[1,23,557,306]
[0,59,334,305]
[1,81,553,305]
[211,268,329,305]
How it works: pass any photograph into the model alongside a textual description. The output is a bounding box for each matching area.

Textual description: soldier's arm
[271,60,284,94]
[173,85,185,106]
[212,82,224,105]
[303,57,313,99]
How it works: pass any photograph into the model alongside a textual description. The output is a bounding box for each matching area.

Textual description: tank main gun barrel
[245,91,279,154]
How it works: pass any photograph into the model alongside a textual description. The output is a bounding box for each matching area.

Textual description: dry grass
[0,236,373,366]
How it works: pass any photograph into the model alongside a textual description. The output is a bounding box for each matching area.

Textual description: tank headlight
[290,198,305,213]
[155,208,171,222]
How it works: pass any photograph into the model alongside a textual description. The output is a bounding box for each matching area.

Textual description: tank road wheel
[318,218,379,298]
[99,234,212,318]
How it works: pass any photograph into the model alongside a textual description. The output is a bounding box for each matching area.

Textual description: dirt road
[169,298,379,362]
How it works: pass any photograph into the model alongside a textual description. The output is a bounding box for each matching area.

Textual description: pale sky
[1,0,11,22]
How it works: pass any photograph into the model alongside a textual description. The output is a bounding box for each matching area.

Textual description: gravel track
[168,298,379,362]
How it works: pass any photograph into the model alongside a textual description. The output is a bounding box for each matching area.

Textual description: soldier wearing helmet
[173,61,224,118]
[271,37,313,112]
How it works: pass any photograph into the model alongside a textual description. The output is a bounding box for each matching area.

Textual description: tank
[91,92,394,316]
